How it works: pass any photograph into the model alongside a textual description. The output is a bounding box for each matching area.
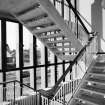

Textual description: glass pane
[36,67,42,90]
[23,26,33,67]
[6,71,16,82]
[56,1,62,15]
[6,21,19,69]
[37,39,45,65]
[48,66,54,87]
[48,49,54,64]
[64,5,70,20]
[57,57,62,63]
[57,65,63,80]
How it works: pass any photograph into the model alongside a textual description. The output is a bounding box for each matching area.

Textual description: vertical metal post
[53,0,57,84]
[74,0,79,39]
[62,0,65,82]
[45,47,48,88]
[19,23,23,95]
[14,81,16,104]
[1,20,6,101]
[55,56,57,83]
[33,36,37,90]
[54,0,56,6]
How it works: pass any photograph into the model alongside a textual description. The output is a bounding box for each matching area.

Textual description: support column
[54,56,57,83]
[0,20,3,102]
[0,73,3,102]
[45,47,48,88]
[19,23,23,95]
[1,20,6,101]
[33,36,37,90]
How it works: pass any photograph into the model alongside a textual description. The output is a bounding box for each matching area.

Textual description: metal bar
[0,61,71,72]
[14,81,16,104]
[55,56,57,83]
[19,23,23,95]
[1,20,7,101]
[15,80,35,91]
[45,47,48,88]
[33,36,37,90]
[63,61,65,82]
[50,36,96,94]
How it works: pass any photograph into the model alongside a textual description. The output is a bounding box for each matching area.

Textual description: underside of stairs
[69,55,105,105]
[0,0,83,60]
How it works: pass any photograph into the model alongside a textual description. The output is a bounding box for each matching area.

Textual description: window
[6,21,19,69]
[37,39,45,65]
[36,67,42,90]
[23,26,33,67]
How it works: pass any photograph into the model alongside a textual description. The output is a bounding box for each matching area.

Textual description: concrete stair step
[76,90,105,105]
[70,98,98,105]
[81,85,105,96]
[32,25,60,34]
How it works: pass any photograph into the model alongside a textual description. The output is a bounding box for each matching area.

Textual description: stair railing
[41,0,98,102]
[50,34,98,105]
[0,80,49,105]
[46,33,98,105]
[67,35,98,104]
[50,78,81,105]
[46,34,98,105]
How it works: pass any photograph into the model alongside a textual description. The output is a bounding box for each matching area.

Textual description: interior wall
[91,0,103,52]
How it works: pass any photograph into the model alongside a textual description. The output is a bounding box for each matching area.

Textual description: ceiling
[0,0,25,21]
[0,0,105,21]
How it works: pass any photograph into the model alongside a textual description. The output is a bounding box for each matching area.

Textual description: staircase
[2,0,82,60]
[68,55,105,105]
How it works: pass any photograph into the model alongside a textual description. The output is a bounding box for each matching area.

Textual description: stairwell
[0,0,101,105]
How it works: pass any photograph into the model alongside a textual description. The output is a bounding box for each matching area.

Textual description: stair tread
[23,13,48,23]
[72,98,98,105]
[39,33,64,39]
[94,62,105,66]
[89,72,105,77]
[16,6,45,21]
[50,45,71,48]
[32,25,60,34]
[15,3,40,16]
[86,78,105,85]
[46,39,71,44]
[81,85,105,95]
[90,67,105,74]
[90,71,105,74]
[59,55,76,61]
[54,49,77,53]
[26,17,54,28]
[77,92,105,105]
